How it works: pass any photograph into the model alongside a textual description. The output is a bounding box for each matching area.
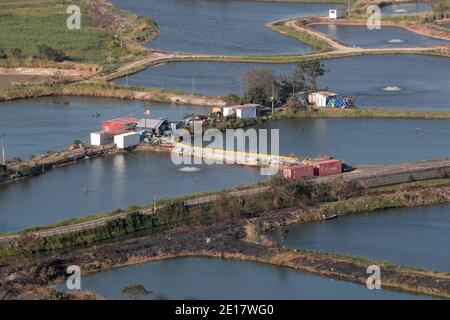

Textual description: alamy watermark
[367,5,382,30]
[366,265,382,290]
[66,5,81,30]
[66,265,81,290]
[171,121,281,176]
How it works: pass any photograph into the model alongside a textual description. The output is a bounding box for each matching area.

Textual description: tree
[278,66,307,104]
[432,0,449,20]
[295,60,326,91]
[37,44,66,62]
[0,48,7,59]
[11,48,22,59]
[223,93,241,105]
[240,68,278,106]
[122,284,152,300]
[242,86,271,106]
[283,97,306,111]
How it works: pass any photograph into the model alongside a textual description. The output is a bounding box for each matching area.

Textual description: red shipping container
[283,164,314,180]
[313,159,342,176]
[102,117,138,132]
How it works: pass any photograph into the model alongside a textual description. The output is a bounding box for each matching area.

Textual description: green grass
[0,1,109,64]
[274,106,450,120]
[0,0,157,70]
[271,25,332,53]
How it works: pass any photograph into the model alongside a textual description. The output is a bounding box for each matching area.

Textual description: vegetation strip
[2,161,450,250]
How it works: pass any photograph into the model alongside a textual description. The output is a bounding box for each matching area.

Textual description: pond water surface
[309,24,446,48]
[271,204,450,272]
[380,3,432,16]
[57,257,431,299]
[110,0,345,55]
[0,97,210,158]
[114,55,450,110]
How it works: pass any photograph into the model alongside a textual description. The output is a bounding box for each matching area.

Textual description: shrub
[11,48,22,59]
[0,48,7,59]
[37,44,66,62]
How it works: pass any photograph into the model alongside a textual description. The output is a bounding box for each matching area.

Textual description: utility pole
[1,135,5,166]
[271,82,275,114]
[144,109,150,129]
[192,77,195,94]
[292,82,295,98]
[153,195,156,213]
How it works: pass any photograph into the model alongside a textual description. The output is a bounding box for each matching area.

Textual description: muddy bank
[2,181,450,299]
[1,217,449,299]
[0,144,118,187]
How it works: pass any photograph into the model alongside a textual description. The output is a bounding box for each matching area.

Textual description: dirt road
[281,18,449,55]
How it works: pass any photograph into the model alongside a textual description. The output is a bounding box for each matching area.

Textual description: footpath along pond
[110,0,345,55]
[270,204,450,272]
[115,55,450,110]
[57,257,431,300]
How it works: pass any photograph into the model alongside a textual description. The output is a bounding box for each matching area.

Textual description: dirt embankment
[2,218,449,299]
[0,64,100,89]
[2,182,450,300]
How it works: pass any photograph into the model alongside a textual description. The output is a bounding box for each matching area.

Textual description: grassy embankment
[0,0,157,73]
[2,173,450,254]
[270,24,333,53]
[0,81,224,105]
[3,80,450,120]
[273,107,450,120]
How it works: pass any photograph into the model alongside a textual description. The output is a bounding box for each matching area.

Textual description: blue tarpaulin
[327,96,352,109]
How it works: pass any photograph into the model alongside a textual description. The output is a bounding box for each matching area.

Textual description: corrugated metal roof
[225,104,259,110]
[102,117,139,125]
[135,118,166,129]
[313,91,337,97]
[115,131,140,137]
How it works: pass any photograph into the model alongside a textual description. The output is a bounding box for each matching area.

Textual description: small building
[308,91,338,107]
[114,132,140,149]
[90,131,114,146]
[283,164,314,180]
[329,8,347,19]
[102,117,138,133]
[313,159,342,176]
[223,104,259,119]
[135,118,170,135]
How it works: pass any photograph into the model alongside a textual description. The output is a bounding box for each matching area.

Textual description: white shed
[114,132,140,149]
[329,8,347,19]
[223,104,258,119]
[308,91,338,107]
[90,131,113,146]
